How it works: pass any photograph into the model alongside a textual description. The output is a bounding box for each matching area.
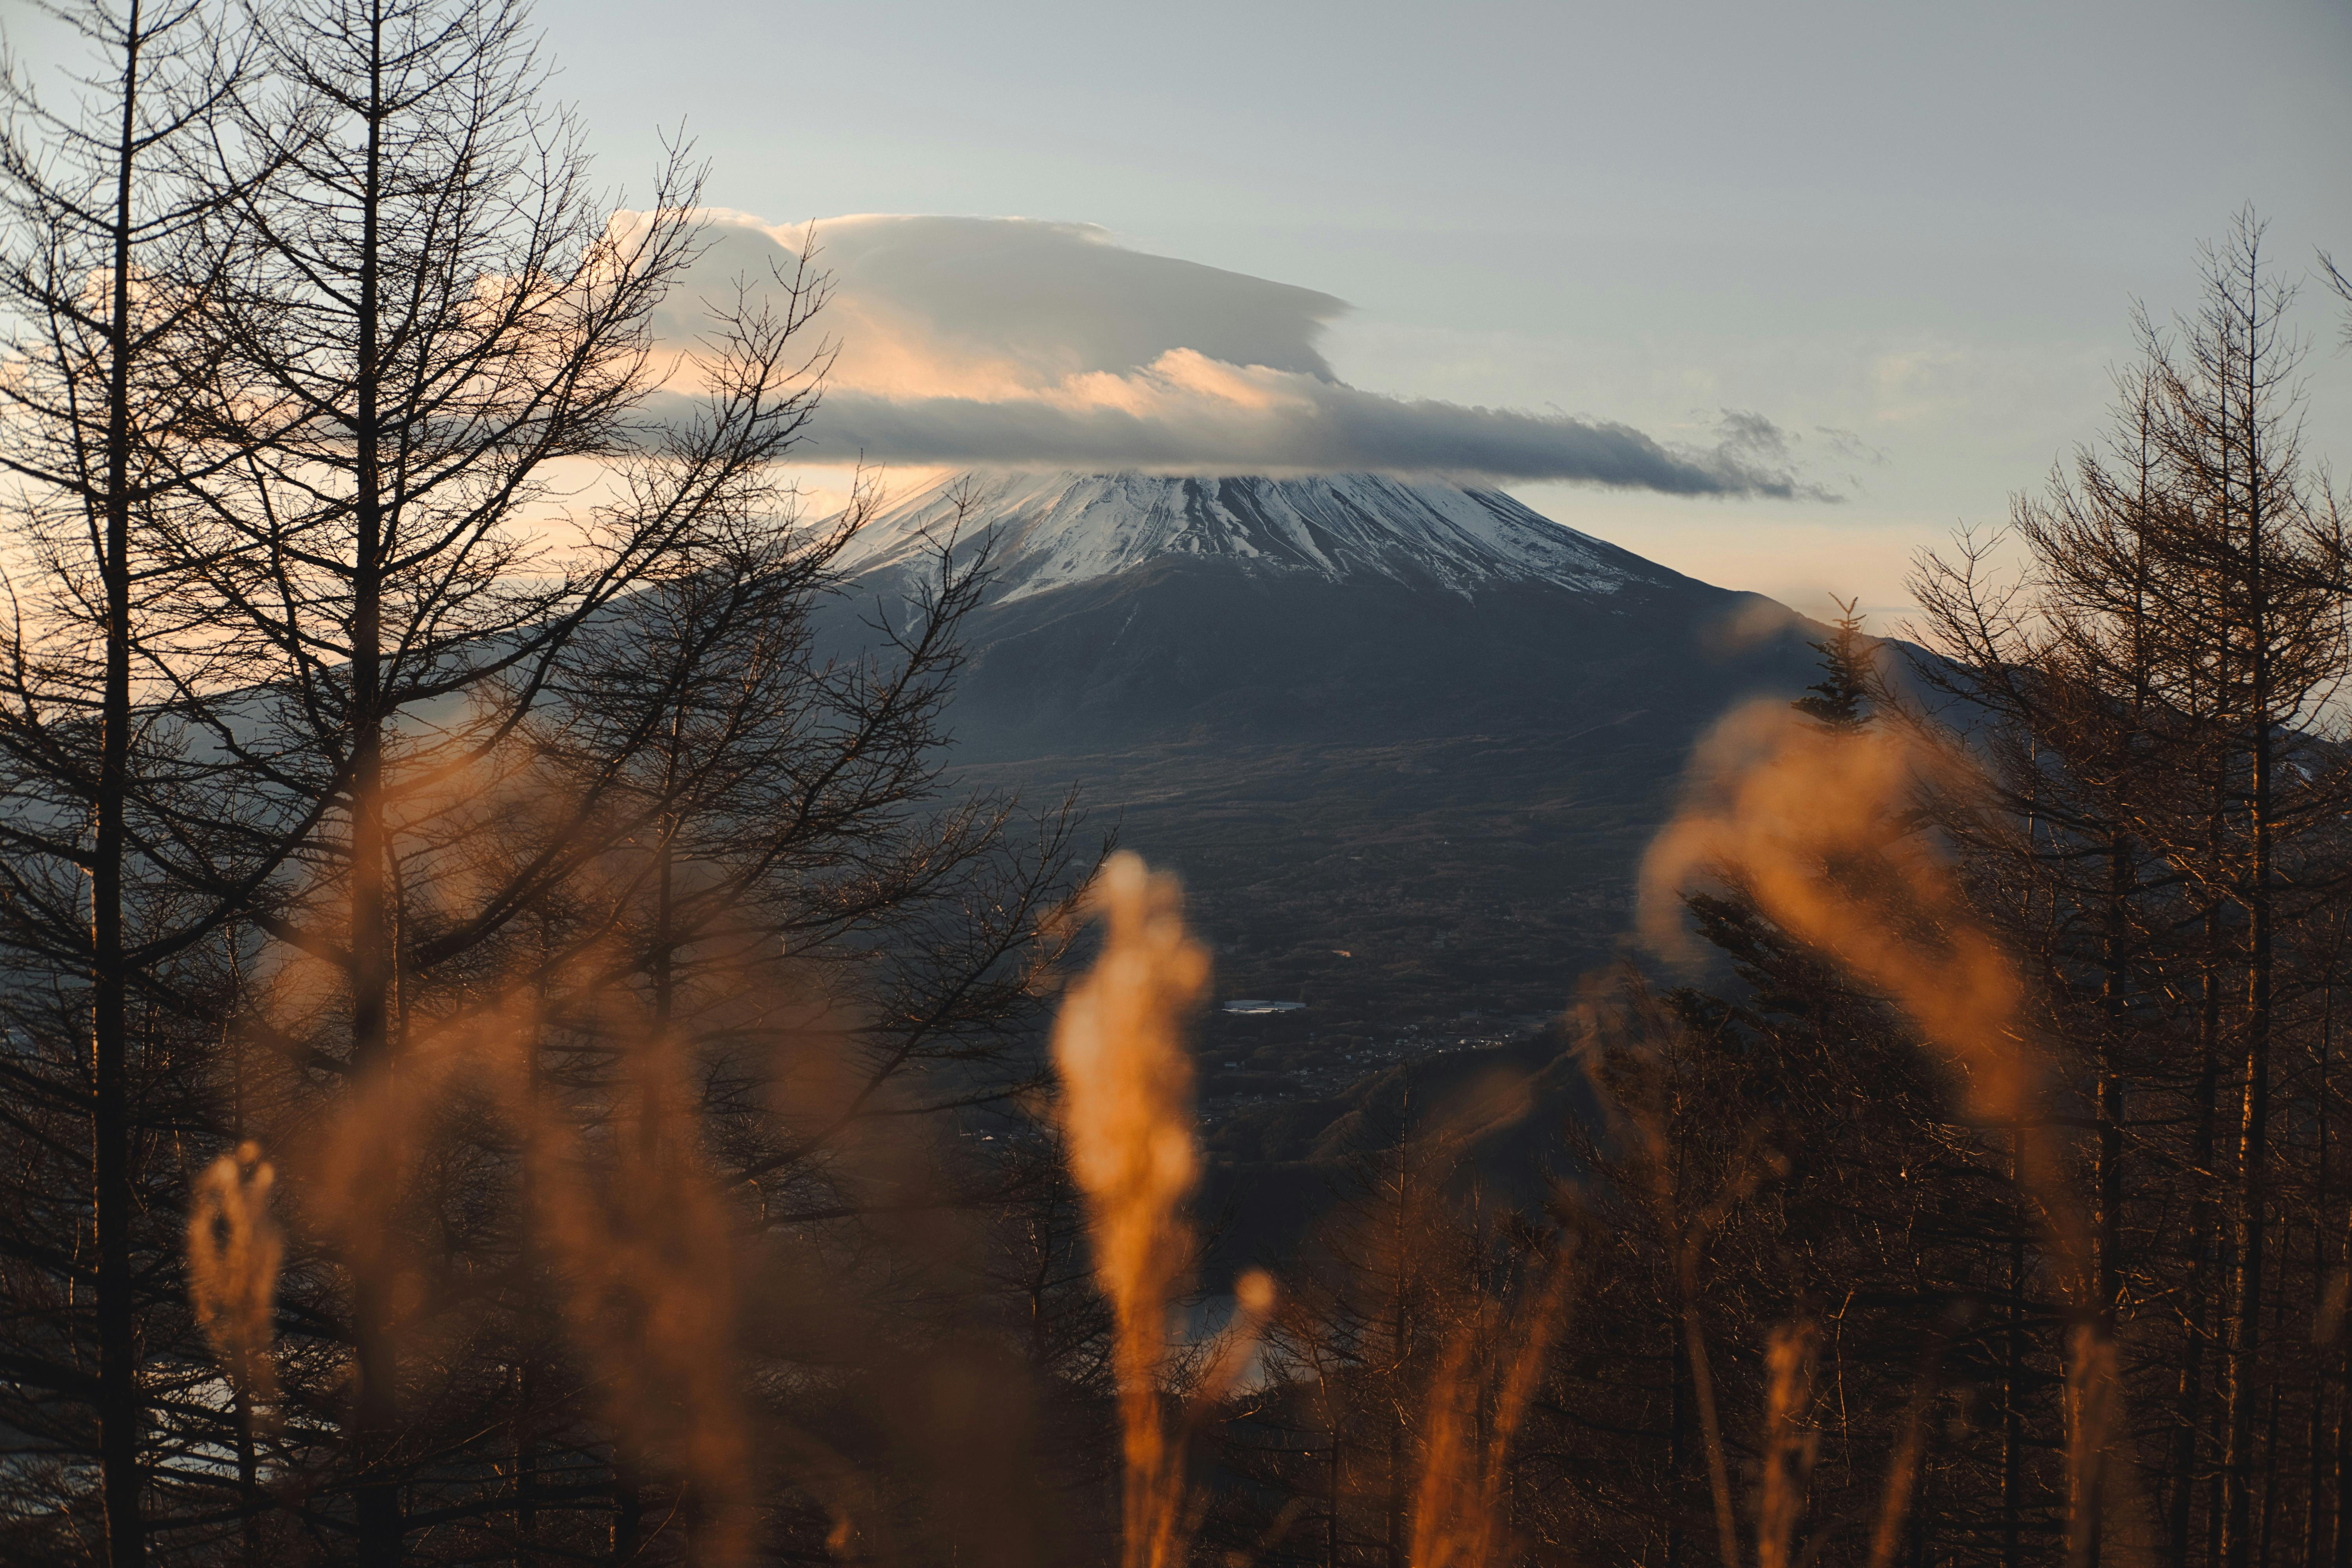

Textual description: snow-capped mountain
[830,470,1683,604]
[814,467,1826,1044]
[820,468,1809,764]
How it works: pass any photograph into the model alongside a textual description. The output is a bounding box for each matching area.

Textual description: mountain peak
[828,470,1678,603]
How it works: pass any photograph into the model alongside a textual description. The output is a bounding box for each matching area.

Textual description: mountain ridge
[822,470,1815,763]
[831,469,1693,605]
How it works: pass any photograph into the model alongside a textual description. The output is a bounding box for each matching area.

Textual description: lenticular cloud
[649,211,1816,497]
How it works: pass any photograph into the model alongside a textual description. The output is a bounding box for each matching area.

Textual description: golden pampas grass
[187,1141,283,1406]
[1642,699,2118,1560]
[515,1022,754,1567]
[1757,1321,1820,1568]
[1049,851,1211,1568]
[1641,703,2033,1158]
[1405,1247,1574,1568]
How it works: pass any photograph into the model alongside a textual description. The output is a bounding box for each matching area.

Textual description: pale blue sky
[531,0,2352,619]
[10,0,2350,619]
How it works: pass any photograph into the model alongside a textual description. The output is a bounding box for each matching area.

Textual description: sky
[10,0,2352,623]
[541,0,2352,623]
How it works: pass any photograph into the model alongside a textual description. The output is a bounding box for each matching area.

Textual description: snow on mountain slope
[827,471,1676,603]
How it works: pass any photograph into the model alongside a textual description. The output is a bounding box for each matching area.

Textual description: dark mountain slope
[821,470,1825,1063]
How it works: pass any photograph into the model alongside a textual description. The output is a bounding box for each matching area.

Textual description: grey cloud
[659,213,1825,497]
[664,214,1345,387]
[1814,425,1891,466]
[1712,408,1794,465]
[818,216,1344,381]
[797,381,1815,495]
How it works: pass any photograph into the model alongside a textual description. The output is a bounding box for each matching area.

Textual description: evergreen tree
[1791,597,1873,732]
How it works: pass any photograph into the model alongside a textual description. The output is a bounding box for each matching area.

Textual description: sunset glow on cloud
[646,211,1820,496]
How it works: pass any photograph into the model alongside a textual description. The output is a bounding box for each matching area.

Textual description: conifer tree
[1791,597,1871,732]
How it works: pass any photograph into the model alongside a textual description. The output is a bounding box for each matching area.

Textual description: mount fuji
[823,470,1824,1047]
[830,470,1819,761]
[829,470,1668,604]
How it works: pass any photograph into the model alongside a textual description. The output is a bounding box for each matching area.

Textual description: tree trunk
[1668,1310,1686,1568]
[2174,926,2226,1568]
[2005,1130,2026,1568]
[2221,245,2278,1568]
[94,8,147,1561]
[1327,1393,1342,1568]
[2333,1328,2352,1568]
[349,11,402,1561]
[2089,828,2131,1568]
[612,1471,643,1566]
[2306,988,2334,1568]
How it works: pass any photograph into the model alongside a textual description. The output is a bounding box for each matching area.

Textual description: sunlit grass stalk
[1049,851,1212,1568]
[1757,1321,1820,1568]
[1406,1247,1575,1568]
[1644,701,2119,1559]
[1863,1351,1945,1568]
[186,1141,284,1410]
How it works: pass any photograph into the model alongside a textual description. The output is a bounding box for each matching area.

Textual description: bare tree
[1903,212,2352,1568]
[115,0,843,1553]
[0,3,271,1558]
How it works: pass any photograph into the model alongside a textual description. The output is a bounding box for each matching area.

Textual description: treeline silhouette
[5,1,2352,1565]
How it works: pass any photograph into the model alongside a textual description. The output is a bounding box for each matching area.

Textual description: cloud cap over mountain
[653,212,1816,497]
